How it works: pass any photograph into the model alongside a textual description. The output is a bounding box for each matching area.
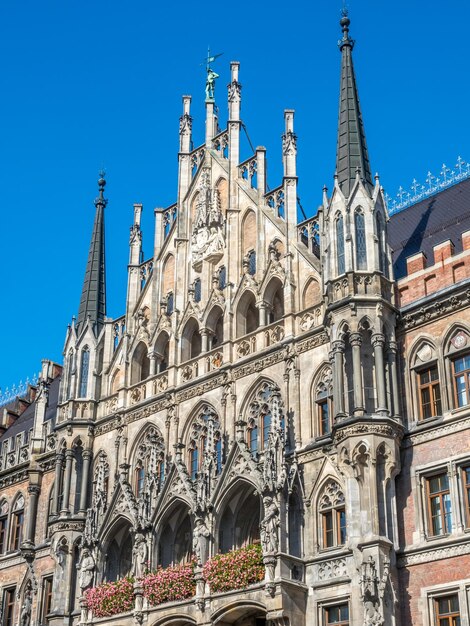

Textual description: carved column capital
[371,333,386,348]
[349,331,362,347]
[331,339,345,354]
[82,449,93,461]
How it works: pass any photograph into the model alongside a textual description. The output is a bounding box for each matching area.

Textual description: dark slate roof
[336,14,373,198]
[388,177,470,280]
[0,375,60,444]
[77,176,107,334]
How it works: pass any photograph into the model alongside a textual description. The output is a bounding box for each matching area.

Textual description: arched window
[10,495,25,551]
[236,291,259,337]
[247,382,284,456]
[411,341,442,420]
[78,347,90,398]
[65,350,74,399]
[355,209,367,270]
[315,377,334,436]
[376,213,388,276]
[187,407,222,479]
[336,214,345,275]
[133,427,165,498]
[445,328,470,409]
[318,480,346,549]
[0,500,9,554]
[181,318,201,362]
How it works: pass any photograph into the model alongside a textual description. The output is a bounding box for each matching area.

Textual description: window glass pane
[336,215,345,275]
[79,349,89,398]
[194,279,201,302]
[355,211,367,270]
[250,426,258,454]
[263,413,271,446]
[339,509,347,544]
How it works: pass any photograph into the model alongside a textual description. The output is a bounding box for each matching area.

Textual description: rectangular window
[322,508,346,548]
[41,577,53,625]
[319,399,330,435]
[418,365,442,419]
[11,511,24,550]
[453,355,470,408]
[426,473,452,536]
[249,426,258,455]
[2,588,16,626]
[462,467,470,528]
[434,594,460,625]
[324,603,349,625]
[262,413,271,448]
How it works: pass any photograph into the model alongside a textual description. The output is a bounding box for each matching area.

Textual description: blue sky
[1,0,469,390]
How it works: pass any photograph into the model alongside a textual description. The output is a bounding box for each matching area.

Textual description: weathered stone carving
[191,168,225,269]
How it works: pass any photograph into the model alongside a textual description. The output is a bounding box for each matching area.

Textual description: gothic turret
[77,172,107,335]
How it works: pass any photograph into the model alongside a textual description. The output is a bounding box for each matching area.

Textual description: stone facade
[0,12,470,626]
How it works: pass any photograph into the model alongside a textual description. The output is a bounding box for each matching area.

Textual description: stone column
[51,452,64,516]
[200,328,210,353]
[148,350,157,377]
[350,332,364,415]
[79,450,93,514]
[24,484,41,546]
[258,302,268,328]
[60,449,74,515]
[372,333,388,415]
[331,340,346,419]
[388,340,401,418]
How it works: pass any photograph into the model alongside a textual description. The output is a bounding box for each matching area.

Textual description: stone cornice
[398,282,470,332]
[398,536,470,567]
[403,413,470,447]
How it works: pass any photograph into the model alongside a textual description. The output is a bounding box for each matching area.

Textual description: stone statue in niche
[260,496,280,554]
[78,548,95,593]
[132,533,148,579]
[191,168,225,270]
[20,582,32,626]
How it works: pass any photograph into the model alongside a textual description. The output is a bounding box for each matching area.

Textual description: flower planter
[203,544,265,593]
[142,561,196,607]
[84,577,135,618]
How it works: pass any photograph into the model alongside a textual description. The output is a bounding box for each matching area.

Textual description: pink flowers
[84,546,265,617]
[143,561,196,607]
[84,577,135,618]
[203,544,265,593]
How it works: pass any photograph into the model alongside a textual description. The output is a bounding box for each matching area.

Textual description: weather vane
[201,46,223,102]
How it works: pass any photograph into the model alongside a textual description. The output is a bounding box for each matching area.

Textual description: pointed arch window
[318,480,346,549]
[10,495,25,551]
[79,347,90,398]
[133,427,165,498]
[355,210,367,270]
[0,500,8,554]
[66,350,74,399]
[376,213,388,277]
[247,383,284,456]
[187,407,222,479]
[336,215,345,275]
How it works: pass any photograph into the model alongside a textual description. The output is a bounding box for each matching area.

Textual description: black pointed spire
[335,9,373,197]
[77,172,107,334]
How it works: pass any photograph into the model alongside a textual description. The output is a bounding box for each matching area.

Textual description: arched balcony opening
[158,504,193,568]
[155,331,170,373]
[103,519,133,582]
[181,318,201,362]
[131,341,150,385]
[263,277,284,324]
[206,306,224,350]
[236,291,259,337]
[218,482,261,554]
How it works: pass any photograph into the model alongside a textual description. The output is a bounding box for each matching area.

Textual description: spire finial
[95,170,108,208]
[339,5,354,50]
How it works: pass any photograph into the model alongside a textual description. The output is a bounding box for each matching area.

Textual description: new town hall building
[1,12,470,626]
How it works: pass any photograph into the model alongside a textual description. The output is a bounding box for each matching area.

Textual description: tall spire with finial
[77,172,107,334]
[335,8,372,197]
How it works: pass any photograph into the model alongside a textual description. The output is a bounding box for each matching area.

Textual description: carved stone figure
[260,496,279,554]
[20,583,32,626]
[132,533,148,579]
[193,517,210,566]
[205,68,219,100]
[191,169,225,268]
[78,548,95,592]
